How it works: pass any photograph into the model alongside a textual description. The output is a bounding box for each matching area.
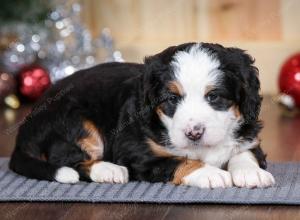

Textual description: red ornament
[18,65,51,101]
[278,53,300,108]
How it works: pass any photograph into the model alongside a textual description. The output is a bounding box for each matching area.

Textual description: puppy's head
[144,43,261,150]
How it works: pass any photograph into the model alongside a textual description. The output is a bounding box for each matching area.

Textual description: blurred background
[1,0,300,160]
[81,0,300,95]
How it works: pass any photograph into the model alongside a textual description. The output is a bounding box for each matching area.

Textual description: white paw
[230,167,275,188]
[90,162,129,184]
[55,167,80,184]
[182,165,232,188]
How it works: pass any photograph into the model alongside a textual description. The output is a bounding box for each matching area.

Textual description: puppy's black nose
[185,124,205,141]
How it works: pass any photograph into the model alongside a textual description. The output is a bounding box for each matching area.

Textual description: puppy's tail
[9,150,79,184]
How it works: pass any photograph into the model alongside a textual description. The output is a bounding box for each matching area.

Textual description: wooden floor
[0,96,300,220]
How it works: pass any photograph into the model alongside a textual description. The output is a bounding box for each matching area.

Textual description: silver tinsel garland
[0,1,123,83]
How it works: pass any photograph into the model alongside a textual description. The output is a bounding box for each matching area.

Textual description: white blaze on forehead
[171,44,221,95]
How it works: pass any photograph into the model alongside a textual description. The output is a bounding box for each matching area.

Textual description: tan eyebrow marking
[167,81,184,96]
[204,85,215,95]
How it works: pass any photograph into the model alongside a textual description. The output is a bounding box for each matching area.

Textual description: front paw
[182,165,232,188]
[90,162,129,184]
[230,167,275,188]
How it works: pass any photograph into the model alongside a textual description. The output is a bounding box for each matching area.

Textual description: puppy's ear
[143,49,170,107]
[230,48,262,123]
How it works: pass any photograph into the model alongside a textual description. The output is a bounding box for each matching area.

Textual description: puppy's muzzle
[185,124,205,141]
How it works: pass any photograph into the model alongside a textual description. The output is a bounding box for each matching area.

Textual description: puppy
[9,42,275,188]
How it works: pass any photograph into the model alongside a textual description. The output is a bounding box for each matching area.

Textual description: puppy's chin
[170,137,217,150]
[169,130,227,150]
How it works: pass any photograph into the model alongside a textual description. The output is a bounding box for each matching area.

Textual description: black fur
[9,42,267,183]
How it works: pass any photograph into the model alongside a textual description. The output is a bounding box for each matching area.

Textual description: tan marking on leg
[147,139,203,185]
[79,160,100,174]
[167,81,184,96]
[172,159,204,185]
[78,120,104,160]
[147,138,173,157]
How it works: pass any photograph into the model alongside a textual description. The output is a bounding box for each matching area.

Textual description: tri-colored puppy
[10,43,275,188]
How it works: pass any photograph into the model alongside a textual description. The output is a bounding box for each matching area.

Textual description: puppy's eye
[206,93,220,102]
[168,95,180,105]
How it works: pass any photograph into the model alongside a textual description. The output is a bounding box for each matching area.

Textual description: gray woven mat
[0,158,299,204]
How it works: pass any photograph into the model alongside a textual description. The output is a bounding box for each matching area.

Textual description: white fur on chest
[166,141,238,168]
[165,138,257,168]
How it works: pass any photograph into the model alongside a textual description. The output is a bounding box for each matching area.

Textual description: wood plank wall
[80,0,300,94]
